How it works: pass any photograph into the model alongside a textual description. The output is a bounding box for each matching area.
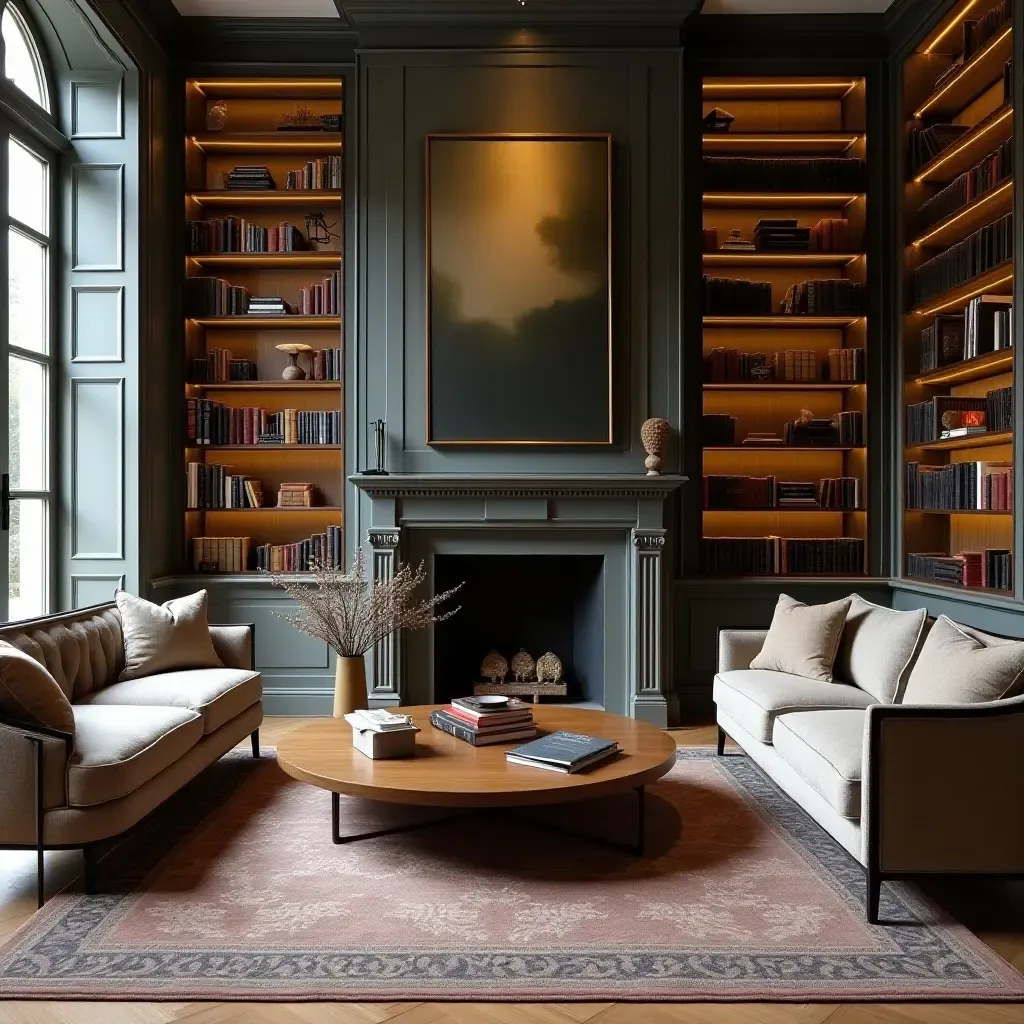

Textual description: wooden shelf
[703,382,862,391]
[914,104,1013,185]
[914,25,1013,120]
[702,133,862,154]
[188,252,341,270]
[190,79,341,100]
[704,315,863,328]
[909,430,1013,451]
[188,132,343,153]
[703,252,863,267]
[188,506,344,513]
[188,190,343,206]
[703,192,862,210]
[189,316,341,329]
[912,349,1014,385]
[903,576,1014,599]
[909,260,1013,317]
[188,381,341,391]
[704,445,863,452]
[186,444,343,451]
[702,78,860,100]
[909,508,1012,515]
[911,180,1013,249]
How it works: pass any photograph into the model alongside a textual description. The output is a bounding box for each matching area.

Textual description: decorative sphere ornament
[641,417,670,476]
[536,652,563,684]
[480,650,508,684]
[510,649,535,682]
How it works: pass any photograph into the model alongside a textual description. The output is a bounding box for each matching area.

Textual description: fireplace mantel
[350,472,685,725]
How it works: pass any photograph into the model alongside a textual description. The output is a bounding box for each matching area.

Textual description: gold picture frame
[425,132,613,446]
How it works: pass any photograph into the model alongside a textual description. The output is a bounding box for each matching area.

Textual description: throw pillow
[116,590,222,681]
[0,640,74,733]
[901,615,1024,705]
[750,594,853,683]
[832,595,928,703]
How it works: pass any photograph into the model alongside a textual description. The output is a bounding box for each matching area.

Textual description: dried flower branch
[262,549,462,658]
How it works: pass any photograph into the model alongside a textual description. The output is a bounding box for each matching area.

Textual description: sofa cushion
[80,667,261,735]
[772,709,865,819]
[68,704,203,807]
[0,641,74,734]
[901,615,1024,706]
[749,594,852,683]
[714,669,875,743]
[833,595,928,704]
[116,590,222,682]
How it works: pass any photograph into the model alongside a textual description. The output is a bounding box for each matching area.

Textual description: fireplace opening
[433,554,605,709]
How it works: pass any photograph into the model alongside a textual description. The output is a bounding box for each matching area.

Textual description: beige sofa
[715,610,1024,924]
[0,602,263,906]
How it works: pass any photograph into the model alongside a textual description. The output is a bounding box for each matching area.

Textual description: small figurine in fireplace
[536,652,563,685]
[510,649,535,682]
[480,650,508,685]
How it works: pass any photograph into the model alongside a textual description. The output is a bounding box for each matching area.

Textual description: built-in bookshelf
[700,76,870,578]
[183,77,344,575]
[901,0,1015,597]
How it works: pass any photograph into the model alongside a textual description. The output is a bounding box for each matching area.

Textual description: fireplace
[433,554,605,708]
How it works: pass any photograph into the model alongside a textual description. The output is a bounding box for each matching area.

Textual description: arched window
[1,3,55,619]
[2,3,49,112]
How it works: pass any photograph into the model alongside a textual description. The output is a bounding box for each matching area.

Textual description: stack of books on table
[505,731,619,774]
[344,709,418,759]
[429,697,537,746]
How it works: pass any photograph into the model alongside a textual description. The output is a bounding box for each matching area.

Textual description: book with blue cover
[505,730,619,773]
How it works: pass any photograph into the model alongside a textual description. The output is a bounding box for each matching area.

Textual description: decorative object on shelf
[320,113,342,132]
[278,105,329,132]
[510,649,535,682]
[277,482,315,508]
[720,228,755,252]
[641,417,670,476]
[703,107,735,133]
[206,100,227,132]
[265,550,462,718]
[480,650,508,684]
[276,343,313,380]
[536,651,563,684]
[364,418,389,476]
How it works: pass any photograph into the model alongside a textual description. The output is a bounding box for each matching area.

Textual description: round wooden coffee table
[277,705,677,855]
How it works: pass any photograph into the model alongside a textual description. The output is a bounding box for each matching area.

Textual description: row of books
[780,279,867,316]
[309,347,342,381]
[703,475,861,510]
[185,277,249,317]
[701,219,853,254]
[700,537,864,576]
[906,461,1013,512]
[702,157,866,192]
[960,0,1011,63]
[299,272,341,316]
[907,550,1012,592]
[786,411,863,446]
[253,528,343,572]
[224,166,274,190]
[284,156,342,191]
[192,536,250,573]
[919,298,1013,372]
[703,276,772,315]
[187,219,307,254]
[186,399,342,446]
[918,141,1012,231]
[908,123,970,176]
[186,463,263,509]
[906,388,1012,445]
[703,347,864,384]
[911,212,1013,306]
[191,351,258,383]
[429,698,537,746]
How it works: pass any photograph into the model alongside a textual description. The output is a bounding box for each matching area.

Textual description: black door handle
[2,473,9,531]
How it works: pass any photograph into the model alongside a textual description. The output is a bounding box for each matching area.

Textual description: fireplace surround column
[368,528,402,705]
[632,528,668,725]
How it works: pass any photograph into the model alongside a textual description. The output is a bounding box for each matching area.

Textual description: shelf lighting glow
[914,272,1013,317]
[703,192,862,205]
[911,179,1012,246]
[914,25,1013,119]
[923,0,986,53]
[702,80,858,93]
[914,107,1013,183]
[702,134,862,145]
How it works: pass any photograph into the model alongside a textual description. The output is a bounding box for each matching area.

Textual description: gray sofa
[0,602,263,905]
[715,611,1024,924]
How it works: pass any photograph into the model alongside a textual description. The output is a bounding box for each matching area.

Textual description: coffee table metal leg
[635,785,645,856]
[331,791,476,845]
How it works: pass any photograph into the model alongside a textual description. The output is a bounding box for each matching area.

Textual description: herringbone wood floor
[1,719,1022,1024]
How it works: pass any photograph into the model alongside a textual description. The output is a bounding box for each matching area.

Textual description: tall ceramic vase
[333,655,368,718]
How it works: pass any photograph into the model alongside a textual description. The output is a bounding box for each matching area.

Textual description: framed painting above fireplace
[426,133,613,445]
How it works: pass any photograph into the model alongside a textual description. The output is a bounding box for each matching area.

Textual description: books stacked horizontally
[754,218,810,252]
[225,165,275,190]
[278,482,315,507]
[506,731,618,774]
[429,697,537,746]
[248,296,292,316]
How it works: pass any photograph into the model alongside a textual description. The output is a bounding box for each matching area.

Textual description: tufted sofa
[0,602,263,905]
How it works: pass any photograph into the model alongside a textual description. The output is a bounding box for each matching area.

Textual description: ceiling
[171,0,896,15]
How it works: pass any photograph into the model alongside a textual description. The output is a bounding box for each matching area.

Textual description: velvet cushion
[750,594,853,683]
[116,590,222,682]
[0,640,75,734]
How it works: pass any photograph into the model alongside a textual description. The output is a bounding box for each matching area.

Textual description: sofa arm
[210,623,255,671]
[862,695,1024,874]
[0,714,73,844]
[717,629,768,673]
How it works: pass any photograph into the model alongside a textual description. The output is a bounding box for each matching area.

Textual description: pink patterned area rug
[1,748,1022,1002]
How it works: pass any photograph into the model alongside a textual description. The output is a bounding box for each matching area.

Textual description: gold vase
[333,655,368,718]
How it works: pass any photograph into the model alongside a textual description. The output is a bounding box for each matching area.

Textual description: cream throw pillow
[0,640,74,733]
[750,594,853,683]
[832,595,928,703]
[901,615,1024,705]
[116,590,222,681]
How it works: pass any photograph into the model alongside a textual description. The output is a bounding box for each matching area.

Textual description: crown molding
[179,17,357,65]
[338,0,704,26]
[883,0,956,59]
[89,0,182,55]
[692,12,887,60]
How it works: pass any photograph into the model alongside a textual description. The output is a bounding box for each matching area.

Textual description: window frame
[1,1,51,115]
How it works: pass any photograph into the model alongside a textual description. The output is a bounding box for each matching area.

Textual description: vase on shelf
[333,655,368,718]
